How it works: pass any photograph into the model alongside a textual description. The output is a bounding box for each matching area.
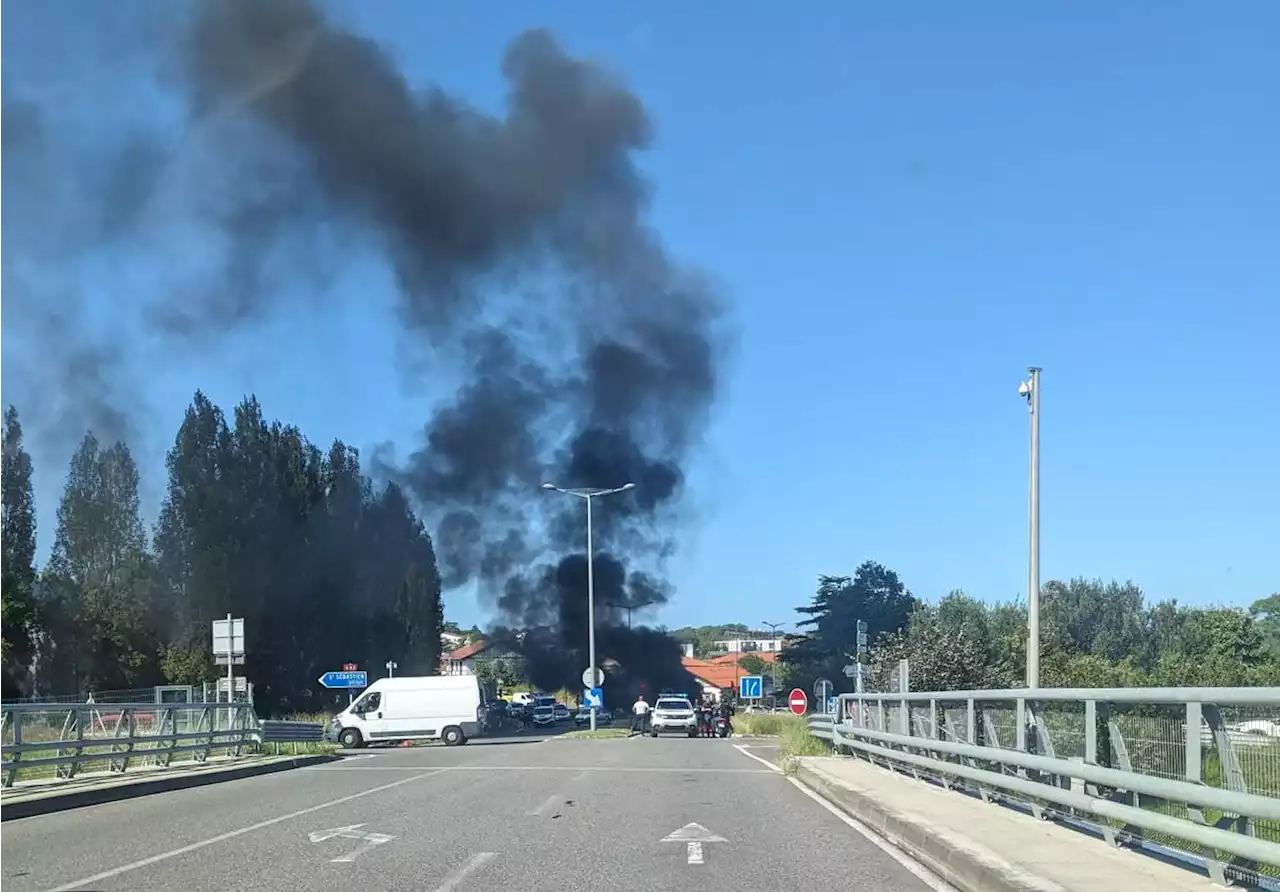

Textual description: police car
[649,693,698,738]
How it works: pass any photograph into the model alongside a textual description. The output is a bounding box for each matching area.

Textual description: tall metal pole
[540,481,634,733]
[1024,366,1042,690]
[585,493,597,732]
[225,612,234,732]
[761,621,783,698]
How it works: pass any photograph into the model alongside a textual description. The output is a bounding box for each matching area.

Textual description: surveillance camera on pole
[1018,367,1042,690]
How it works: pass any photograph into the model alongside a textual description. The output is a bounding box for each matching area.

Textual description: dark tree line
[780,560,1280,695]
[1,395,444,714]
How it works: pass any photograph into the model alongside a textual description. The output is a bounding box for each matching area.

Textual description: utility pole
[1018,367,1042,690]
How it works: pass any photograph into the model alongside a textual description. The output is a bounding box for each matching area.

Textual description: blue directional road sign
[739,675,763,699]
[583,687,605,710]
[318,670,368,690]
[826,697,837,714]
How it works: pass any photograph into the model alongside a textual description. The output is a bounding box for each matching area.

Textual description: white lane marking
[527,794,560,816]
[786,777,959,892]
[43,770,445,892]
[730,745,958,892]
[687,841,704,864]
[432,851,498,892]
[571,770,589,781]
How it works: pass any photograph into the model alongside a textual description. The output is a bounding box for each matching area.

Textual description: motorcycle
[714,715,732,738]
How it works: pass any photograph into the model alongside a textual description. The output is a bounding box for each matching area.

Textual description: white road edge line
[433,851,498,892]
[43,770,447,892]
[732,744,782,773]
[731,745,959,892]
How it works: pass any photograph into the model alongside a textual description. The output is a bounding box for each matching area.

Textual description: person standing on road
[631,694,650,735]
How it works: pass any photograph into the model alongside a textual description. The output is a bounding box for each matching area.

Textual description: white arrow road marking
[661,822,726,866]
[308,823,396,863]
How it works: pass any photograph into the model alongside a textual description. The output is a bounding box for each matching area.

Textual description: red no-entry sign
[788,688,809,715]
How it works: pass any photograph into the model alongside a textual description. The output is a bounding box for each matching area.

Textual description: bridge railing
[1,701,262,787]
[808,687,1280,886]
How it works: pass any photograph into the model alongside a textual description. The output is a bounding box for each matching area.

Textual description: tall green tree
[149,392,445,713]
[43,434,158,692]
[2,407,40,697]
[781,561,918,692]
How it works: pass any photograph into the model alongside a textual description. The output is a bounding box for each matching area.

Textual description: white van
[328,675,484,748]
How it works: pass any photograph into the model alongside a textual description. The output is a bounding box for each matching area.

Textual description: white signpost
[212,615,245,729]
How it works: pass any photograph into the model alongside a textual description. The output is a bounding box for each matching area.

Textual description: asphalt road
[2,735,942,892]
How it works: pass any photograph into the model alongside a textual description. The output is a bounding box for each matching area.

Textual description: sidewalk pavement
[1,753,337,821]
[794,755,1225,892]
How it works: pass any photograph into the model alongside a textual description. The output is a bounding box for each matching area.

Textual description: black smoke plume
[4,0,729,698]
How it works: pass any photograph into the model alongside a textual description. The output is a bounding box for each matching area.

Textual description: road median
[1,753,339,821]
[792,756,1220,892]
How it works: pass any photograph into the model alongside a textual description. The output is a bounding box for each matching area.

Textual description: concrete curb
[793,760,1069,892]
[1,753,341,821]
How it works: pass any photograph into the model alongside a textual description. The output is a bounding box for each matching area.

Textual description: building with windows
[712,636,786,653]
[438,639,522,676]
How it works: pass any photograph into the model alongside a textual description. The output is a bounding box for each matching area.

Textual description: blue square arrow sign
[739,675,762,699]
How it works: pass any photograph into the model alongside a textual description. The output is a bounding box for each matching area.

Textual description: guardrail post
[4,712,21,787]
[202,704,215,763]
[69,706,86,780]
[110,708,136,773]
[1201,703,1259,883]
[1183,701,1229,886]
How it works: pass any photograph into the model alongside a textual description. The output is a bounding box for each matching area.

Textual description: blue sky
[4,2,1277,632]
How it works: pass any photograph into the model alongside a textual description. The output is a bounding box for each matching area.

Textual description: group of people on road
[628,694,735,737]
[696,698,735,737]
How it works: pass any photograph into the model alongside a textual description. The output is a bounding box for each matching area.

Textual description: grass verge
[729,712,832,775]
[559,728,632,740]
[778,717,832,774]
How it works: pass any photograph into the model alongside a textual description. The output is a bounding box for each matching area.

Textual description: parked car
[574,707,613,726]
[553,703,571,722]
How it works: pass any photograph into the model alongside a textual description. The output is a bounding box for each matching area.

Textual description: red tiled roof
[681,657,745,690]
[444,639,489,661]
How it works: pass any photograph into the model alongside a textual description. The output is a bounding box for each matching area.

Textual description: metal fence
[808,686,1280,886]
[1,701,260,787]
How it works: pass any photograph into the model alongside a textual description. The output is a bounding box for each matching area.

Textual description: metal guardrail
[259,720,326,755]
[1,701,259,788]
[807,687,1280,885]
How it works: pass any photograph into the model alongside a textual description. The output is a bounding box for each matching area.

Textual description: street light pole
[761,621,784,699]
[541,481,636,732]
[605,598,657,629]
[1019,367,1042,690]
